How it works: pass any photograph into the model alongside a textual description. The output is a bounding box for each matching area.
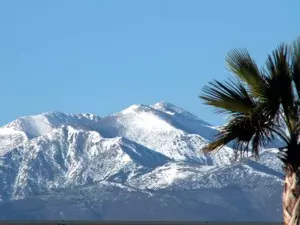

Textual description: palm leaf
[203,113,275,158]
[226,49,267,99]
[199,79,255,115]
[265,43,296,132]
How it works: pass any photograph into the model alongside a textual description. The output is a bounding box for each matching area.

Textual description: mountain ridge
[0,101,285,221]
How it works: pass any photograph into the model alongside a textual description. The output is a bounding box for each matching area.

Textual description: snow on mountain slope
[152,101,216,139]
[255,148,283,174]
[0,101,286,221]
[0,102,234,165]
[127,162,216,189]
[0,125,169,201]
[96,102,234,164]
[3,112,101,139]
[0,128,28,156]
[122,149,284,221]
[0,112,102,157]
[127,148,284,191]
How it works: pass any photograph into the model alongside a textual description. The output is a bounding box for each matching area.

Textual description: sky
[0,0,299,126]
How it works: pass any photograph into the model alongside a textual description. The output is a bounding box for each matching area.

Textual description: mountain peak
[153,101,174,107]
[3,111,101,139]
[151,101,191,114]
[151,101,207,122]
[120,101,188,116]
[40,111,68,117]
[119,104,151,115]
[152,101,179,108]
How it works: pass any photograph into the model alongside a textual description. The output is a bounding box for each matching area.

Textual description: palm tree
[199,38,300,225]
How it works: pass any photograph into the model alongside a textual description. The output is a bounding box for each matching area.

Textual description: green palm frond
[265,44,290,79]
[226,49,267,98]
[199,79,255,115]
[203,114,275,157]
[265,43,296,132]
[254,77,281,120]
[199,76,280,157]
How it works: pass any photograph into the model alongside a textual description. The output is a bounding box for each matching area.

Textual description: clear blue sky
[0,0,299,126]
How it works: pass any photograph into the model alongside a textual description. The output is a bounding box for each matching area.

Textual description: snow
[0,128,28,156]
[95,102,234,163]
[3,112,102,139]
[0,101,286,221]
[120,104,141,114]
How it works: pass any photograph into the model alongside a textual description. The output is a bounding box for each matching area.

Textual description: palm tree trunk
[283,171,300,225]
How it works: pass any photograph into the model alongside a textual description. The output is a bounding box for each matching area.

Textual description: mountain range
[0,101,284,221]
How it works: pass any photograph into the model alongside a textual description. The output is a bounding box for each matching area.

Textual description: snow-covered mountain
[0,102,285,221]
